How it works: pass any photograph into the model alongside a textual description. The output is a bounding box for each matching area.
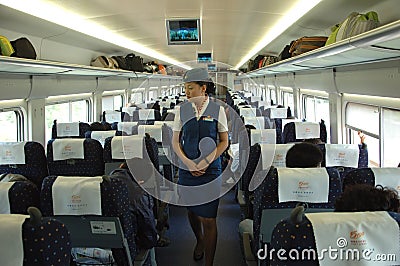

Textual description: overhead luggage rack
[238,19,400,78]
[0,55,182,80]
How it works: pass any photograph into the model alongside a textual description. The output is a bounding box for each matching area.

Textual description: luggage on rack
[252,54,265,70]
[111,56,128,70]
[0,35,14,56]
[261,55,278,67]
[325,11,379,46]
[91,56,114,68]
[10,37,37,59]
[125,53,144,72]
[289,36,328,57]
[277,40,295,61]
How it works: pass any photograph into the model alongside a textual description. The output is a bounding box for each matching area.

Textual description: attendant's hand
[184,159,206,176]
[196,159,210,174]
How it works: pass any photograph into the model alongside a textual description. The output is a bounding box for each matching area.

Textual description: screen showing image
[207,64,217,72]
[166,19,201,45]
[198,52,212,63]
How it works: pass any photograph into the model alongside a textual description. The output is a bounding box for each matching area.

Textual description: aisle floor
[155,189,246,266]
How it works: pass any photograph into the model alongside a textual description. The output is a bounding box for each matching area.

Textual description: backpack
[91,56,113,68]
[326,11,379,46]
[261,55,278,67]
[0,35,14,56]
[10,37,37,59]
[252,54,265,70]
[125,53,144,72]
[111,56,128,70]
[278,40,295,61]
[109,168,158,249]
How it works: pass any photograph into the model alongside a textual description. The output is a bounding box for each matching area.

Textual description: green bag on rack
[325,11,379,46]
[0,35,14,56]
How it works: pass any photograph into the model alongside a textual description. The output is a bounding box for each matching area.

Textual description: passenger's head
[303,138,324,145]
[335,184,400,212]
[285,142,323,168]
[183,68,215,98]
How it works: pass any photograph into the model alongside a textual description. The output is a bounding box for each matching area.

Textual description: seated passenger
[109,160,158,264]
[238,142,323,253]
[285,142,323,168]
[335,184,400,212]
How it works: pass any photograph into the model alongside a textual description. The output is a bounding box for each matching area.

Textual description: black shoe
[193,249,204,261]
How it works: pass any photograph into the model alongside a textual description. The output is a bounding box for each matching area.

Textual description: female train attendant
[172,68,229,266]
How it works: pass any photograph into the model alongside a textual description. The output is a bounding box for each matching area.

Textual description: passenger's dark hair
[303,138,324,145]
[194,80,216,96]
[335,184,400,213]
[90,121,112,131]
[285,142,323,168]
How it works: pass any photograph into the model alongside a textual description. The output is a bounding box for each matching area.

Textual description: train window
[71,100,89,122]
[382,108,400,167]
[270,87,277,105]
[348,128,380,167]
[346,103,400,167]
[257,84,264,97]
[346,103,379,136]
[0,109,23,142]
[102,95,123,111]
[45,100,89,141]
[148,90,158,101]
[302,95,330,142]
[281,90,294,113]
[131,92,143,104]
[345,103,380,167]
[262,87,268,102]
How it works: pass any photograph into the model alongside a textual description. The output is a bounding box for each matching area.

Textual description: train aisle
[156,188,246,266]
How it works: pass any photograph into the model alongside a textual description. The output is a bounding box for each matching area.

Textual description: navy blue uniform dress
[178,100,222,218]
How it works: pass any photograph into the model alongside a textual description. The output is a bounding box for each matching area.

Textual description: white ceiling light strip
[0,0,191,69]
[233,0,322,70]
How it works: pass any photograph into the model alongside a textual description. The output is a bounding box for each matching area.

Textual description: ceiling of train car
[0,0,398,70]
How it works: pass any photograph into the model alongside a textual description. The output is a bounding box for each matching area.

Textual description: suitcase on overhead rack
[289,36,328,57]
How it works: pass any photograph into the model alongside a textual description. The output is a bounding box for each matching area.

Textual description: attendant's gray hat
[183,68,212,83]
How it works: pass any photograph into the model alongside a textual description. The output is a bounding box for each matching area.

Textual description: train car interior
[0,0,399,265]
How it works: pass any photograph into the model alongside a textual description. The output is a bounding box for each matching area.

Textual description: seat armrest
[134,249,150,266]
[243,232,256,262]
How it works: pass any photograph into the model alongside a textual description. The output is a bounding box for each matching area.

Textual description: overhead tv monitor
[207,63,217,72]
[166,18,201,45]
[197,52,212,63]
